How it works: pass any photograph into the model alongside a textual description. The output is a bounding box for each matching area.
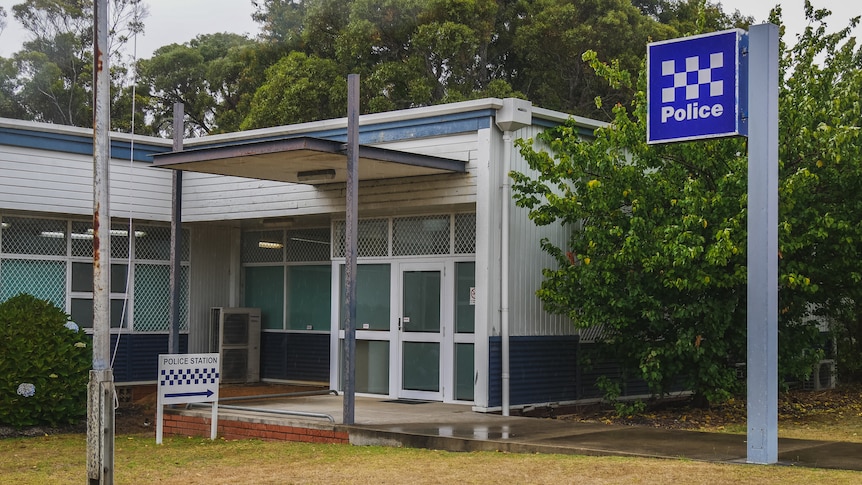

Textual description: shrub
[0,293,91,427]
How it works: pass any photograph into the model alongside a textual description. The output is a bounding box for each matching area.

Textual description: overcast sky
[0,0,858,61]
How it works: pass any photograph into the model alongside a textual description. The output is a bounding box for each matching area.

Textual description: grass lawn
[2,431,861,484]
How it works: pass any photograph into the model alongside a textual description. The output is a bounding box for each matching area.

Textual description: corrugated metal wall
[507,125,576,337]
[188,224,235,353]
[261,332,330,383]
[488,336,579,407]
[110,333,188,383]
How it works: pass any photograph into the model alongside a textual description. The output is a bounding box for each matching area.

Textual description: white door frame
[394,261,452,401]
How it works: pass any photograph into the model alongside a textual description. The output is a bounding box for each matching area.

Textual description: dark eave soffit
[150,136,467,185]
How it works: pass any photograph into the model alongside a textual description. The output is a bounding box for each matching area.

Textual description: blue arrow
[165,389,214,399]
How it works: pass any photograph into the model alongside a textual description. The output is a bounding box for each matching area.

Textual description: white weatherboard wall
[0,144,174,222]
[178,134,479,223]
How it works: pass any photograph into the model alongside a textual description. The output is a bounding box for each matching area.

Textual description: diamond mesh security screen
[242,230,285,263]
[1,215,188,333]
[333,219,388,258]
[135,225,167,260]
[393,215,450,256]
[133,263,189,331]
[71,221,93,258]
[286,228,331,262]
[0,259,66,308]
[332,213,476,257]
[1,217,67,256]
[454,213,476,254]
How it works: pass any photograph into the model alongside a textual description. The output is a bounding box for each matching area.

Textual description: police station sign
[156,353,220,444]
[647,29,748,144]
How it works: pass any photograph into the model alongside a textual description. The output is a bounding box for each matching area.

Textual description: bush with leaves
[0,293,91,427]
[511,3,859,407]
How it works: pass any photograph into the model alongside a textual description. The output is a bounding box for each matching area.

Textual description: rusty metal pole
[168,103,183,354]
[343,74,359,425]
[87,0,115,483]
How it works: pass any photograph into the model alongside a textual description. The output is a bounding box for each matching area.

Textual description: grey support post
[746,22,779,465]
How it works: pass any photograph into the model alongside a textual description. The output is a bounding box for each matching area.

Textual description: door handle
[398,317,402,331]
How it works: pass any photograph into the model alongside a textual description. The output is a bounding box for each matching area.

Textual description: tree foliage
[0,0,146,128]
[1,0,755,133]
[511,3,860,405]
[137,33,257,136]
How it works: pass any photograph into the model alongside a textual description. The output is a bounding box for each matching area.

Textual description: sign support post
[156,353,220,444]
[648,24,779,464]
[746,22,779,465]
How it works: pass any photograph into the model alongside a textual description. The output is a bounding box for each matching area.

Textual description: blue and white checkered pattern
[661,52,724,103]
[160,368,219,386]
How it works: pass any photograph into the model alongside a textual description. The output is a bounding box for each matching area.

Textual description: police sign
[156,353,220,444]
[647,29,748,144]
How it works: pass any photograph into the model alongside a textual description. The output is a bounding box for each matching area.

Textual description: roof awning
[151,136,467,184]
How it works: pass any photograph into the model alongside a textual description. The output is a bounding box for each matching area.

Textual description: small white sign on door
[469,287,476,305]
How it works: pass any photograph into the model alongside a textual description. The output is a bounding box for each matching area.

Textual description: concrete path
[191,393,862,471]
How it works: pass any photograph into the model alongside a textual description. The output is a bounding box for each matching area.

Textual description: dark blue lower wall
[261,332,330,383]
[489,335,579,407]
[488,336,654,407]
[110,333,188,383]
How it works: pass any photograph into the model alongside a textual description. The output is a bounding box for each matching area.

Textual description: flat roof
[151,136,466,185]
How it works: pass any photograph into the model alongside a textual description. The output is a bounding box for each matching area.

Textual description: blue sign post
[646,26,779,465]
[647,29,748,144]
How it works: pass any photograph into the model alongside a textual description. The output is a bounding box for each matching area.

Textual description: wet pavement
[182,393,862,471]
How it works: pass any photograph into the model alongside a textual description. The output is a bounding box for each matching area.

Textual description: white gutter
[495,99,532,417]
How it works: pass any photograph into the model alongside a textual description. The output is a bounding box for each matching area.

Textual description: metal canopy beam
[150,136,466,185]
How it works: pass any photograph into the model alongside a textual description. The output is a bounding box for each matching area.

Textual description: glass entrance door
[398,264,445,400]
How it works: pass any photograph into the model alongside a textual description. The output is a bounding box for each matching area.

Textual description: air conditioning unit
[210,307,261,384]
[804,359,836,391]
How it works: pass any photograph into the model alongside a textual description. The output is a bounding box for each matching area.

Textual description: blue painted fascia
[0,126,171,163]
[190,109,496,151]
[532,116,597,139]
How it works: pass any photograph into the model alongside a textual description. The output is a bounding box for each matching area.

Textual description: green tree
[509,0,681,119]
[511,4,855,406]
[1,0,146,127]
[773,3,862,382]
[240,51,345,129]
[137,33,257,136]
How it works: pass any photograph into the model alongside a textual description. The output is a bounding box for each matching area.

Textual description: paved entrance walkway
[181,393,862,471]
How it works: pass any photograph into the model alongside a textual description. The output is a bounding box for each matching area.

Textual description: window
[0,216,187,332]
[286,265,331,330]
[340,264,390,330]
[245,266,284,330]
[70,262,129,329]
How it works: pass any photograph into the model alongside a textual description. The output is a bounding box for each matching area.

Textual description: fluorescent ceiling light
[86,229,146,238]
[290,237,330,245]
[40,229,147,239]
[258,241,284,249]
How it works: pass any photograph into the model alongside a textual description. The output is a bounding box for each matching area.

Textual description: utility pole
[87,0,115,482]
[343,74,359,425]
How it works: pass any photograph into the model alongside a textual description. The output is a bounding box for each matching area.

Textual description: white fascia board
[0,117,172,147]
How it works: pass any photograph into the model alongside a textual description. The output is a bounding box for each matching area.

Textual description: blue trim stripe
[0,127,171,163]
[192,109,495,151]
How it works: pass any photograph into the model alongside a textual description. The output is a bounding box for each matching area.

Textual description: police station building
[0,98,621,412]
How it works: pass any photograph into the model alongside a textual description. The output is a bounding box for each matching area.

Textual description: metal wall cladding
[261,332,330,383]
[111,333,188,383]
[488,335,579,407]
[487,337,658,407]
[188,225,233,353]
[506,125,577,337]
